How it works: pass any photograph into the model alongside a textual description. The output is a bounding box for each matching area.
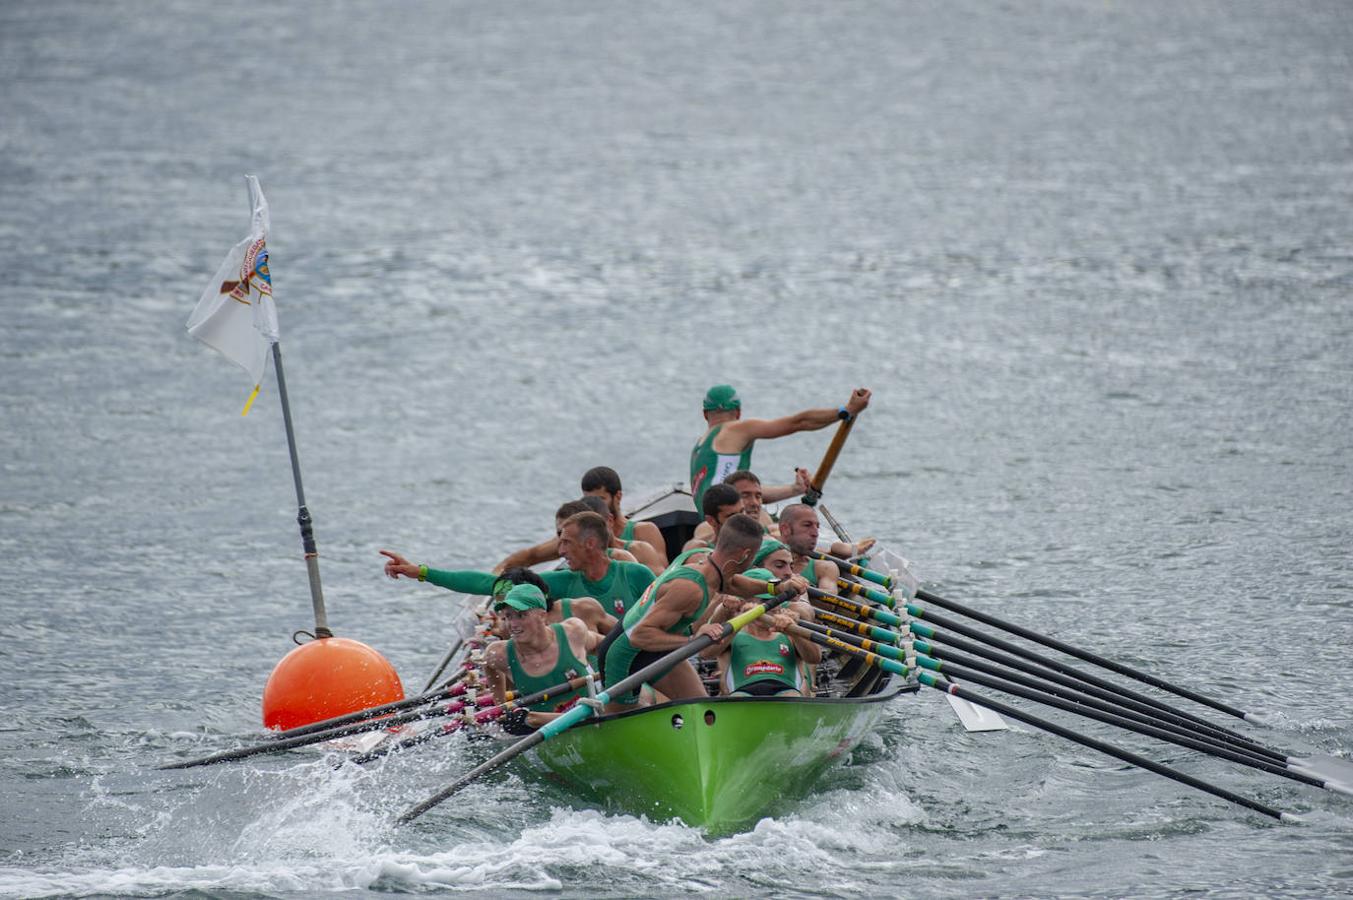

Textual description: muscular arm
[493,536,560,575]
[483,642,511,705]
[631,521,669,566]
[814,559,841,593]
[711,389,870,452]
[761,468,811,504]
[562,617,604,660]
[628,581,702,653]
[625,538,666,575]
[570,596,618,635]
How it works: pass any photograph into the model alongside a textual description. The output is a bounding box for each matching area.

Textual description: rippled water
[2,1,1352,896]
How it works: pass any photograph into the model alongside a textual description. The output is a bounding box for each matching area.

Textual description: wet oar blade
[944,693,1009,732]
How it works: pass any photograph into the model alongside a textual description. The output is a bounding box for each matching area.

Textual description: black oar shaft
[922,655,1320,788]
[917,630,1284,763]
[810,586,1281,759]
[915,588,1249,720]
[273,669,471,741]
[909,605,1265,749]
[919,675,1290,821]
[350,672,597,766]
[160,694,467,770]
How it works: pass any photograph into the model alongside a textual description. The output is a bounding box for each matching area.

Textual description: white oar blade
[945,693,1009,732]
[1289,754,1353,790]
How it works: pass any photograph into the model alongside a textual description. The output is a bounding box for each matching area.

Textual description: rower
[493,499,641,573]
[751,538,815,623]
[381,512,653,621]
[578,494,665,573]
[552,511,655,618]
[777,503,845,593]
[581,466,668,567]
[482,583,603,727]
[502,566,616,640]
[701,567,821,697]
[598,513,808,713]
[681,483,744,552]
[689,384,872,509]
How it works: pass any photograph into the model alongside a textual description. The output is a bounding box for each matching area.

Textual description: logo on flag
[186,175,281,414]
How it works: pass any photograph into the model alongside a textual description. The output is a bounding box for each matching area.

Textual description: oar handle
[803,416,857,505]
[811,550,892,589]
[787,623,908,676]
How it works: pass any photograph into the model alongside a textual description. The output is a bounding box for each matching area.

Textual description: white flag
[187,175,280,412]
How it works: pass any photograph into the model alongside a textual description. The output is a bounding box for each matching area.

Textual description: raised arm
[720,389,871,446]
[492,536,560,575]
[761,468,811,504]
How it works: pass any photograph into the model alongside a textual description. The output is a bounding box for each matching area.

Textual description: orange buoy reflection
[261,636,404,731]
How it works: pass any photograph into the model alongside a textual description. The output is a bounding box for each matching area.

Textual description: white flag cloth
[187,175,280,389]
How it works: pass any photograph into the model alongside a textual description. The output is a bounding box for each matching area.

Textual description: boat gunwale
[572,674,915,729]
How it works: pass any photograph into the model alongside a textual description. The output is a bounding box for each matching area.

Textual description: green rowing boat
[514,485,917,833]
[529,682,911,833]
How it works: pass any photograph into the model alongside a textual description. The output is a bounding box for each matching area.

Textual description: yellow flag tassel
[240,383,262,416]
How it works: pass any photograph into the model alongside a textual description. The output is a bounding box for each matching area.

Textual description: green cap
[494,583,547,612]
[703,384,741,412]
[753,539,788,566]
[742,567,778,601]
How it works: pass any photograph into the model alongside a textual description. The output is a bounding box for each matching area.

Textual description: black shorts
[597,618,672,703]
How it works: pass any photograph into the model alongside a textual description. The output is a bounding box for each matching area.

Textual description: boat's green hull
[527,680,912,832]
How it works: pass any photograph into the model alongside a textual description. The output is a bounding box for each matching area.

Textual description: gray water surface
[2,2,1351,896]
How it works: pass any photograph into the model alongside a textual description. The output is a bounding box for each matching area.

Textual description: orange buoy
[261,636,404,731]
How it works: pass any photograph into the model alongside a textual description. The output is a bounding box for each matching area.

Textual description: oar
[816,589,1353,779]
[787,624,909,677]
[270,665,475,741]
[801,397,863,506]
[797,618,907,663]
[907,624,1279,760]
[908,646,1351,795]
[815,610,905,645]
[826,551,1259,722]
[158,687,491,770]
[912,585,1256,721]
[398,584,800,824]
[348,672,600,766]
[421,635,469,693]
[916,672,1296,821]
[815,584,1264,748]
[811,550,893,589]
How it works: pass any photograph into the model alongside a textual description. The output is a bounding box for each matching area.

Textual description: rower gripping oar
[398,582,802,824]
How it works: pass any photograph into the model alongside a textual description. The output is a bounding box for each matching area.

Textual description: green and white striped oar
[397,583,801,824]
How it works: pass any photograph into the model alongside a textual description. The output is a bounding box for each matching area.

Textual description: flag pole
[270,341,331,638]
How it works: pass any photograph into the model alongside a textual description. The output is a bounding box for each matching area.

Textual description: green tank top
[671,546,712,566]
[620,520,636,542]
[799,558,817,584]
[689,425,754,509]
[622,564,711,638]
[725,631,801,693]
[505,623,589,713]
